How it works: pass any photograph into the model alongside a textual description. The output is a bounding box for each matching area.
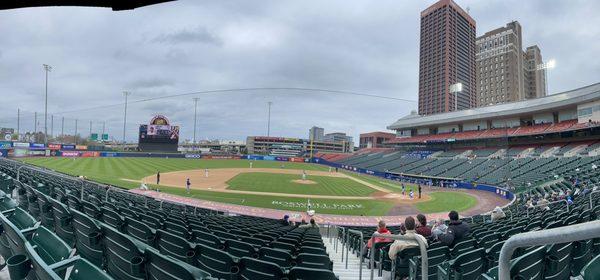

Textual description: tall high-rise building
[476,21,525,106]
[308,126,324,142]
[418,0,476,115]
[476,22,547,107]
[524,45,547,99]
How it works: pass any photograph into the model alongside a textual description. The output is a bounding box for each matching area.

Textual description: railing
[498,220,600,279]
[589,189,600,209]
[346,229,364,278]
[369,233,428,280]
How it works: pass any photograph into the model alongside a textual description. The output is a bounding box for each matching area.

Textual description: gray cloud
[0,0,598,144]
[151,26,223,46]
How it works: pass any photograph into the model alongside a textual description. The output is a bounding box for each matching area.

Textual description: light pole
[193,97,199,144]
[122,91,131,150]
[537,59,555,95]
[449,82,463,112]
[43,64,52,145]
[267,101,272,137]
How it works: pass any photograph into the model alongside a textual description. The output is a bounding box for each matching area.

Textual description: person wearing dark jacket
[438,210,470,246]
[415,214,432,238]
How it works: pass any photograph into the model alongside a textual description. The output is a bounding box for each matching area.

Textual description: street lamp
[449,82,463,112]
[43,64,52,145]
[267,101,272,137]
[193,97,199,144]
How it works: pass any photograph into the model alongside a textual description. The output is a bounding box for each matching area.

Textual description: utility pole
[102,121,105,137]
[74,119,78,145]
[50,115,54,141]
[267,101,272,137]
[17,109,20,138]
[34,112,37,135]
[193,97,199,144]
[61,117,64,137]
[122,91,131,150]
[89,120,92,138]
[43,64,52,145]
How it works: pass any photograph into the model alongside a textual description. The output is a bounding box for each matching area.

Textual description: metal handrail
[369,233,428,280]
[346,229,364,276]
[589,189,600,209]
[498,220,600,280]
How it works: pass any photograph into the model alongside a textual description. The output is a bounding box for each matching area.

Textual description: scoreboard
[138,115,179,152]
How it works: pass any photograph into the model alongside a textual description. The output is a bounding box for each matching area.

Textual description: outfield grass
[18,157,478,216]
[226,172,376,197]
[415,192,478,213]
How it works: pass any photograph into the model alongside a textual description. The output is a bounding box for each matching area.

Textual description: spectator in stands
[415,214,432,238]
[388,216,428,260]
[490,206,506,222]
[431,218,448,241]
[281,215,291,226]
[363,220,392,258]
[300,218,318,228]
[438,211,470,246]
[538,197,550,211]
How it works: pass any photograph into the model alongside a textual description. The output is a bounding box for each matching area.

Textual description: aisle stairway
[323,236,389,280]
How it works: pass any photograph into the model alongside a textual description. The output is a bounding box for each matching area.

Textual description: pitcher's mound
[292,179,317,185]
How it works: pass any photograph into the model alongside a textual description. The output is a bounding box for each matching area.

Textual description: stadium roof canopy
[388,82,600,130]
[0,0,175,10]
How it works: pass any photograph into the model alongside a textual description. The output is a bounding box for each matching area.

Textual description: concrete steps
[323,237,390,280]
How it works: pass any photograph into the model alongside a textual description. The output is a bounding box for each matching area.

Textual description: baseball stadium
[0,1,599,280]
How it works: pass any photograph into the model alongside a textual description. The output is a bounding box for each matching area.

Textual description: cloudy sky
[0,0,598,143]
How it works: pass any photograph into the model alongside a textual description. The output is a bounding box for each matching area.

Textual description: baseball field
[19,157,485,216]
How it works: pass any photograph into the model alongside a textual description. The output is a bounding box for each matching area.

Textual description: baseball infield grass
[226,172,376,196]
[18,157,477,215]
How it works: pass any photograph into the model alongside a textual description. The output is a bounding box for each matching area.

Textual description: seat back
[192,229,223,249]
[102,224,147,280]
[145,248,209,280]
[288,267,338,280]
[196,243,239,279]
[37,192,55,229]
[25,241,63,280]
[226,239,258,258]
[580,254,600,280]
[510,246,546,280]
[259,247,293,268]
[238,257,284,280]
[450,248,486,280]
[543,242,573,280]
[50,198,75,246]
[155,229,196,265]
[71,209,104,267]
[124,216,156,245]
[296,253,333,270]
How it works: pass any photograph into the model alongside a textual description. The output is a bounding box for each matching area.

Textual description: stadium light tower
[267,101,272,137]
[449,82,463,112]
[43,64,52,145]
[193,97,199,144]
[537,59,556,94]
[122,91,131,150]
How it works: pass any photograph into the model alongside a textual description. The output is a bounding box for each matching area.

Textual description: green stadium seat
[37,192,55,229]
[450,239,477,257]
[225,239,258,258]
[71,209,104,267]
[571,239,594,276]
[102,224,147,280]
[124,216,157,245]
[29,225,73,265]
[437,248,486,280]
[482,246,546,279]
[299,245,328,256]
[409,246,450,280]
[99,206,125,230]
[192,229,223,249]
[544,242,573,280]
[0,207,37,259]
[144,248,210,280]
[288,267,339,280]
[154,229,196,265]
[238,257,285,280]
[196,243,239,279]
[579,254,600,280]
[259,247,294,268]
[296,253,333,270]
[51,198,75,246]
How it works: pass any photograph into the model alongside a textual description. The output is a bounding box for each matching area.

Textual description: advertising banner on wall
[76,145,88,150]
[81,151,99,157]
[30,143,45,149]
[100,152,119,157]
[14,142,30,148]
[0,150,8,157]
[48,144,62,150]
[185,154,202,159]
[61,151,80,157]
[62,145,76,150]
[0,141,12,149]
